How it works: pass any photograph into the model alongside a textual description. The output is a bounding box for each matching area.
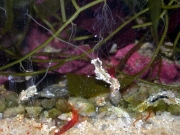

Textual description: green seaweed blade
[148,0,162,41]
[67,73,110,98]
[13,0,33,8]
[34,0,60,19]
[1,0,14,34]
[119,77,134,89]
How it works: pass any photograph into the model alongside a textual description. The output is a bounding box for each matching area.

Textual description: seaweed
[1,0,14,34]
[67,73,109,98]
[0,0,179,103]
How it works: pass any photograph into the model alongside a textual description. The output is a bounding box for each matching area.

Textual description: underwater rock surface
[37,84,69,99]
[3,105,25,118]
[41,98,56,110]
[25,106,43,118]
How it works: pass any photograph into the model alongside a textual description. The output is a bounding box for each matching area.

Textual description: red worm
[54,106,79,135]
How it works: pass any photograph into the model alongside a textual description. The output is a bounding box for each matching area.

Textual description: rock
[98,101,114,114]
[0,97,6,112]
[48,108,62,118]
[58,112,72,121]
[55,98,71,113]
[167,104,180,115]
[25,106,43,118]
[41,98,56,110]
[89,93,108,107]
[107,106,130,122]
[31,99,42,106]
[3,105,25,118]
[37,84,69,99]
[153,100,167,112]
[21,99,42,107]
[123,84,149,106]
[113,44,179,84]
[69,97,96,117]
[4,91,18,107]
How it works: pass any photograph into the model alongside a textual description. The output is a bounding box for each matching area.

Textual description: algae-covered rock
[69,97,96,117]
[58,112,72,121]
[37,84,69,99]
[167,104,180,115]
[55,98,71,113]
[48,108,62,118]
[23,99,42,107]
[147,84,163,95]
[107,106,130,119]
[31,99,42,106]
[3,105,25,118]
[0,97,6,112]
[123,84,149,106]
[88,93,109,106]
[126,104,137,113]
[153,100,167,112]
[25,106,43,117]
[4,91,18,107]
[98,101,113,114]
[42,98,56,110]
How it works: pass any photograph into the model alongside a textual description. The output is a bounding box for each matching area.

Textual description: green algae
[48,108,62,118]
[1,0,14,34]
[67,73,110,98]
[25,106,43,118]
[55,98,71,113]
[41,98,56,110]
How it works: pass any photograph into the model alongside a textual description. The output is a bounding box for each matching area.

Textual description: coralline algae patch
[111,43,180,84]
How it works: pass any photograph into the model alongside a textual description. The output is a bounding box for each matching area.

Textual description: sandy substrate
[0,112,180,135]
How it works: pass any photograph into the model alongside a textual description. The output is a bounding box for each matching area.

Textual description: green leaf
[148,0,162,41]
[13,0,33,8]
[119,77,134,89]
[67,73,110,98]
[122,0,146,12]
[35,0,60,19]
[1,0,14,34]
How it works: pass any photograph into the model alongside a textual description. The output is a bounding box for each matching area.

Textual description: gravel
[0,111,180,135]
